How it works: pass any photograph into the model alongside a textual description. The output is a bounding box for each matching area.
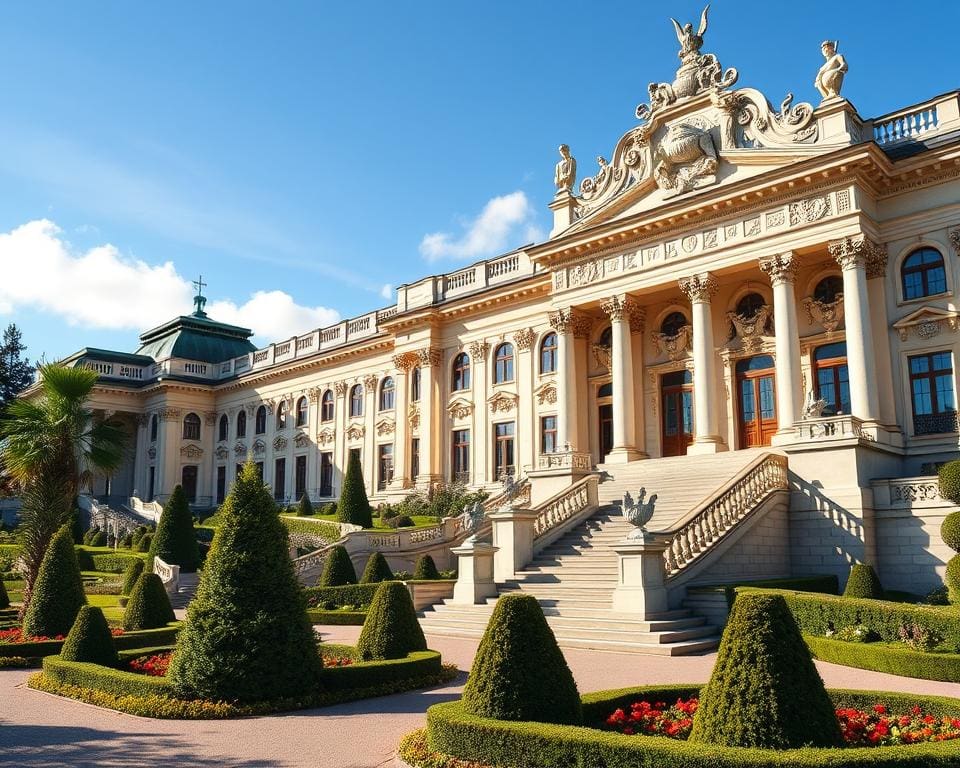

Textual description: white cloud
[0,219,339,343]
[380,283,393,300]
[207,292,340,341]
[419,191,538,262]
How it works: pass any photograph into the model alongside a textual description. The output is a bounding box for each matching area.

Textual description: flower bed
[0,626,123,645]
[417,685,960,768]
[0,623,179,659]
[128,651,172,677]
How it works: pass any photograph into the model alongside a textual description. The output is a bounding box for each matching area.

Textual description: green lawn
[85,593,125,623]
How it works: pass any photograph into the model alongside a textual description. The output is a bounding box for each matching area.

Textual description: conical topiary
[337,451,373,528]
[131,526,147,549]
[137,533,153,553]
[69,507,84,545]
[361,552,394,584]
[413,554,440,581]
[318,545,357,587]
[843,563,884,599]
[167,461,322,703]
[22,524,86,639]
[150,485,201,573]
[462,593,581,725]
[356,581,427,660]
[298,494,313,517]
[61,606,119,667]
[689,592,842,749]
[0,579,8,609]
[123,572,175,630]
[121,558,145,596]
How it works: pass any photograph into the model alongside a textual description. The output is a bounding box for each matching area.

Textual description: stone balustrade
[660,453,788,576]
[871,476,945,511]
[153,556,180,596]
[532,476,598,540]
[536,450,593,472]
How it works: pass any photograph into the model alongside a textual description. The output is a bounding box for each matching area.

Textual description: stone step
[422,606,707,633]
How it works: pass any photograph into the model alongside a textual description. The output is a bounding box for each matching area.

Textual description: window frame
[452,428,470,484]
[452,352,471,392]
[493,343,515,384]
[901,247,948,302]
[541,414,558,454]
[321,390,334,422]
[236,409,247,439]
[182,412,201,441]
[276,400,288,430]
[540,333,557,375]
[255,405,267,435]
[411,367,422,402]
[493,421,516,480]
[377,444,394,491]
[909,350,958,435]
[295,396,308,428]
[379,376,396,411]
[218,414,228,442]
[349,384,364,418]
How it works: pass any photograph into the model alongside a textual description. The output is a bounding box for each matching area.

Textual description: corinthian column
[601,295,643,463]
[549,308,587,452]
[415,347,442,490]
[829,236,882,422]
[390,353,414,490]
[760,252,803,437]
[679,273,725,454]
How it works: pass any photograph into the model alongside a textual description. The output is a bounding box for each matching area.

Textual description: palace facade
[54,15,960,594]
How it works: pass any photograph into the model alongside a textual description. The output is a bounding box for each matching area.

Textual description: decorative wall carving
[759,253,798,285]
[468,341,489,360]
[376,419,395,436]
[950,228,960,255]
[789,195,832,226]
[447,398,474,420]
[653,121,719,198]
[362,374,378,390]
[147,446,156,460]
[802,296,845,333]
[592,344,612,372]
[892,307,960,341]
[408,403,420,431]
[678,272,719,303]
[829,235,886,271]
[549,308,591,338]
[416,347,442,368]
[215,446,229,460]
[487,391,518,414]
[334,381,348,396]
[393,352,417,372]
[204,411,218,426]
[651,326,693,360]
[318,428,335,446]
[273,436,288,452]
[307,386,323,403]
[294,432,310,448]
[726,306,772,352]
[234,442,247,457]
[346,424,365,441]
[180,444,203,459]
[159,408,182,422]
[253,439,266,457]
[513,328,535,351]
[535,382,558,405]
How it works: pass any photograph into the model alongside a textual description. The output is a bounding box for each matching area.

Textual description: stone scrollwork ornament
[653,119,718,197]
[727,305,772,352]
[803,295,845,334]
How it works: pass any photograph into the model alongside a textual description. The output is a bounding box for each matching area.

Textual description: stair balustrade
[532,475,599,541]
[153,556,180,596]
[659,453,788,577]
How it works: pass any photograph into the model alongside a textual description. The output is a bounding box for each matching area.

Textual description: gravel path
[1,626,957,768]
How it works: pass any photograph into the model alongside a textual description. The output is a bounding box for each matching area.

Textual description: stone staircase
[419,449,787,655]
[168,571,199,611]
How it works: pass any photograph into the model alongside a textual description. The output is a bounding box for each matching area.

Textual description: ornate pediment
[534,381,558,406]
[252,438,266,457]
[273,436,288,452]
[487,391,518,414]
[180,444,203,459]
[651,326,693,361]
[892,306,960,342]
[376,419,395,436]
[346,423,365,441]
[234,442,247,457]
[215,445,229,460]
[294,431,311,449]
[318,428,335,446]
[447,398,474,420]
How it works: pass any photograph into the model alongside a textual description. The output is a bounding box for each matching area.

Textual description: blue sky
[1,1,957,362]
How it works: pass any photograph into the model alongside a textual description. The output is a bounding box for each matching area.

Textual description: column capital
[600,295,645,333]
[392,351,417,372]
[334,380,349,396]
[362,374,379,390]
[468,340,490,360]
[512,327,535,352]
[759,252,799,285]
[828,235,886,274]
[415,346,442,368]
[549,308,592,338]
[950,228,960,256]
[678,272,719,304]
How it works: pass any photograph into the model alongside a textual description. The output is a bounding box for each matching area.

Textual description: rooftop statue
[554,144,577,194]
[671,5,709,63]
[814,40,848,102]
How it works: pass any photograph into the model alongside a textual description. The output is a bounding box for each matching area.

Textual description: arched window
[296,396,308,427]
[813,276,843,303]
[660,311,688,337]
[735,292,766,319]
[494,343,514,384]
[321,390,334,422]
[276,400,288,430]
[598,326,613,347]
[255,405,267,435]
[540,333,557,374]
[814,341,850,416]
[452,352,471,391]
[218,414,228,442]
[150,414,158,442]
[183,412,201,441]
[411,367,422,402]
[379,377,395,411]
[902,247,947,300]
[350,384,364,417]
[237,409,247,438]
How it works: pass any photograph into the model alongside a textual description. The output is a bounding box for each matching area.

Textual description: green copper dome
[136,313,256,364]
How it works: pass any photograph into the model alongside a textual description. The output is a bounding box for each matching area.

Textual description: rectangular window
[216,466,226,505]
[378,444,394,491]
[452,429,470,484]
[494,422,515,480]
[410,437,420,482]
[274,458,286,501]
[295,454,307,501]
[320,452,334,497]
[148,466,155,502]
[541,415,558,454]
[910,351,958,435]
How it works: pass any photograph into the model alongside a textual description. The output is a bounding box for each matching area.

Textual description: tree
[0,363,125,614]
[167,461,322,703]
[60,606,119,667]
[149,485,201,572]
[21,524,87,638]
[361,552,394,584]
[297,494,313,516]
[356,582,427,660]
[121,558,145,596]
[413,554,440,580]
[0,324,34,412]
[123,572,175,630]
[843,563,883,599]
[318,545,357,587]
[337,451,372,528]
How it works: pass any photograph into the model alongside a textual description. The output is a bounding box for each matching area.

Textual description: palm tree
[0,362,125,614]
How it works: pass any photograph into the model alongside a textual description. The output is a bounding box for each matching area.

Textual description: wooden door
[736,355,778,448]
[598,404,614,460]
[181,465,198,503]
[661,370,694,457]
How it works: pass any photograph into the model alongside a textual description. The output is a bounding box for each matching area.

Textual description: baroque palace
[58,9,960,610]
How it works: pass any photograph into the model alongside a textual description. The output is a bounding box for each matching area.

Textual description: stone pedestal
[490,508,539,582]
[549,190,578,237]
[451,540,499,605]
[611,534,670,617]
[815,97,863,145]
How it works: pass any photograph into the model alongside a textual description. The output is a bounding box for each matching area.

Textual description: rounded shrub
[385,514,415,529]
[123,572,175,630]
[60,606,119,667]
[947,554,960,604]
[361,552,394,584]
[137,533,153,553]
[150,485,201,573]
[413,554,440,581]
[83,526,99,545]
[91,530,107,547]
[943,511,960,553]
[0,578,8,609]
[940,460,960,505]
[318,545,357,587]
[337,451,373,528]
[167,461,322,703]
[131,526,147,549]
[22,524,87,639]
[842,562,884,599]
[121,558,145,596]
[356,581,427,660]
[689,592,842,749]
[462,593,581,725]
[297,494,314,517]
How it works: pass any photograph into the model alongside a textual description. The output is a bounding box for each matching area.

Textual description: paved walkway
[1,626,958,768]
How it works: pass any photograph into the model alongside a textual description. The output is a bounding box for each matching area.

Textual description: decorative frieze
[159,408,182,422]
[678,272,718,303]
[828,235,886,271]
[788,195,831,226]
[512,328,535,351]
[759,253,798,285]
[180,444,203,459]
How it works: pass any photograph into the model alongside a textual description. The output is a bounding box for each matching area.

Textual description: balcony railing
[913,411,959,436]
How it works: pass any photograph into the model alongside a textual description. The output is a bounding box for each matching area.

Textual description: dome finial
[192,275,208,317]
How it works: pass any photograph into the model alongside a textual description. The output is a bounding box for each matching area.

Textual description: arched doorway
[597,382,613,461]
[661,370,693,456]
[736,355,777,448]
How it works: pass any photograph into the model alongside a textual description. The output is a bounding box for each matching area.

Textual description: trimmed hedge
[298,494,313,517]
[426,686,960,768]
[712,574,839,607]
[361,552,394,584]
[356,581,427,660]
[318,545,357,587]
[121,559,145,596]
[42,653,174,698]
[806,634,960,683]
[737,587,960,651]
[303,583,380,608]
[843,563,884,599]
[323,649,441,691]
[123,573,176,630]
[0,624,179,659]
[137,534,153,553]
[281,517,341,542]
[0,578,8,609]
[413,554,440,581]
[949,556,960,605]
[307,608,367,625]
[939,460,960,505]
[942,511,960,553]
[60,606,119,667]
[23,525,87,639]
